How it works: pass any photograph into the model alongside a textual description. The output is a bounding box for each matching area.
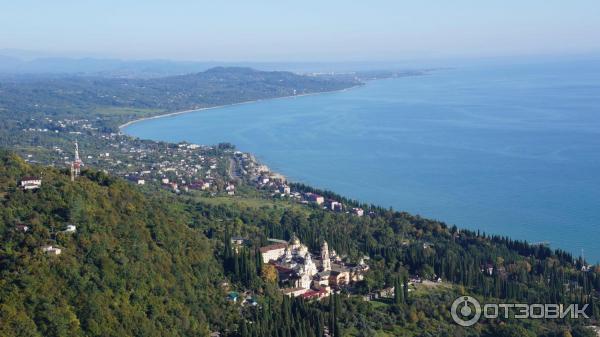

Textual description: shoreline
[110,71,593,263]
[118,84,363,130]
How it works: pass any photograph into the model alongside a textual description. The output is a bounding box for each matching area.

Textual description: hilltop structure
[70,140,83,181]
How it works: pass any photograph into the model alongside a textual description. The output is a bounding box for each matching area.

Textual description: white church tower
[321,241,331,271]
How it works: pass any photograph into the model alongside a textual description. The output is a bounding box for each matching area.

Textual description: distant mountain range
[0,51,430,78]
[0,55,225,78]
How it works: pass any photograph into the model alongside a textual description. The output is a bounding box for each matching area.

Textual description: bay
[124,60,600,262]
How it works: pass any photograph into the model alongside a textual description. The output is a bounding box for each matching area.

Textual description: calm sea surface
[124,60,600,262]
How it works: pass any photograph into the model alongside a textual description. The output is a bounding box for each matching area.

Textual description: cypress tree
[394,278,404,305]
[403,277,409,303]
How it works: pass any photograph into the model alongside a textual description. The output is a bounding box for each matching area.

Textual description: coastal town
[18,116,367,218]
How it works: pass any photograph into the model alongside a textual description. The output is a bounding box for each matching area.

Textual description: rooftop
[259,242,287,253]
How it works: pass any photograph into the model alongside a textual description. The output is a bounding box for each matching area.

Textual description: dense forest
[1,150,598,336]
[0,150,235,336]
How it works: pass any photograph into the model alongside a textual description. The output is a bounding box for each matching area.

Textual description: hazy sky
[1,0,599,61]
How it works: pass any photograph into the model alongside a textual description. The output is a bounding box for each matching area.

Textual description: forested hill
[0,67,360,130]
[2,149,600,337]
[0,150,231,336]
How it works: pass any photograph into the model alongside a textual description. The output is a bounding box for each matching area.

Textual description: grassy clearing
[412,281,452,296]
[192,194,310,213]
[369,299,391,309]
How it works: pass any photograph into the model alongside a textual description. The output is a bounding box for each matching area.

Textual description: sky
[1,0,599,62]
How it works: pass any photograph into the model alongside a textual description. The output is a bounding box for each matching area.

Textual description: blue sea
[124,59,600,262]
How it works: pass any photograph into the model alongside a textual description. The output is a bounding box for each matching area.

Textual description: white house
[42,245,62,255]
[329,201,343,212]
[20,177,42,190]
[352,208,364,217]
[64,225,76,233]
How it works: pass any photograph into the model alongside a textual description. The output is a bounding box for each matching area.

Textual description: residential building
[20,177,42,190]
[42,245,62,255]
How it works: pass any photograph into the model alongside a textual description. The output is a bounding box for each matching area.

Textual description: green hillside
[1,150,598,337]
[0,150,231,336]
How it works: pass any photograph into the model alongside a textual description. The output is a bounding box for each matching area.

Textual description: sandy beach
[118,85,362,130]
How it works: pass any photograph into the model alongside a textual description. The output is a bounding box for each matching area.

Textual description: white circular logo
[451,296,481,327]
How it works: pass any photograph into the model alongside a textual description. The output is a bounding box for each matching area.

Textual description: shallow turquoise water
[125,60,600,262]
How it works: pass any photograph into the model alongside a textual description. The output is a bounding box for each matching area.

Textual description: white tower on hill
[70,140,83,181]
[321,241,331,272]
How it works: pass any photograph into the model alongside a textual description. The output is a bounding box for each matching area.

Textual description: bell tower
[321,241,331,271]
[70,140,83,181]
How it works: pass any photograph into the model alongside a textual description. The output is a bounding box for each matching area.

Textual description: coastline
[118,84,363,130]
[111,68,596,263]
